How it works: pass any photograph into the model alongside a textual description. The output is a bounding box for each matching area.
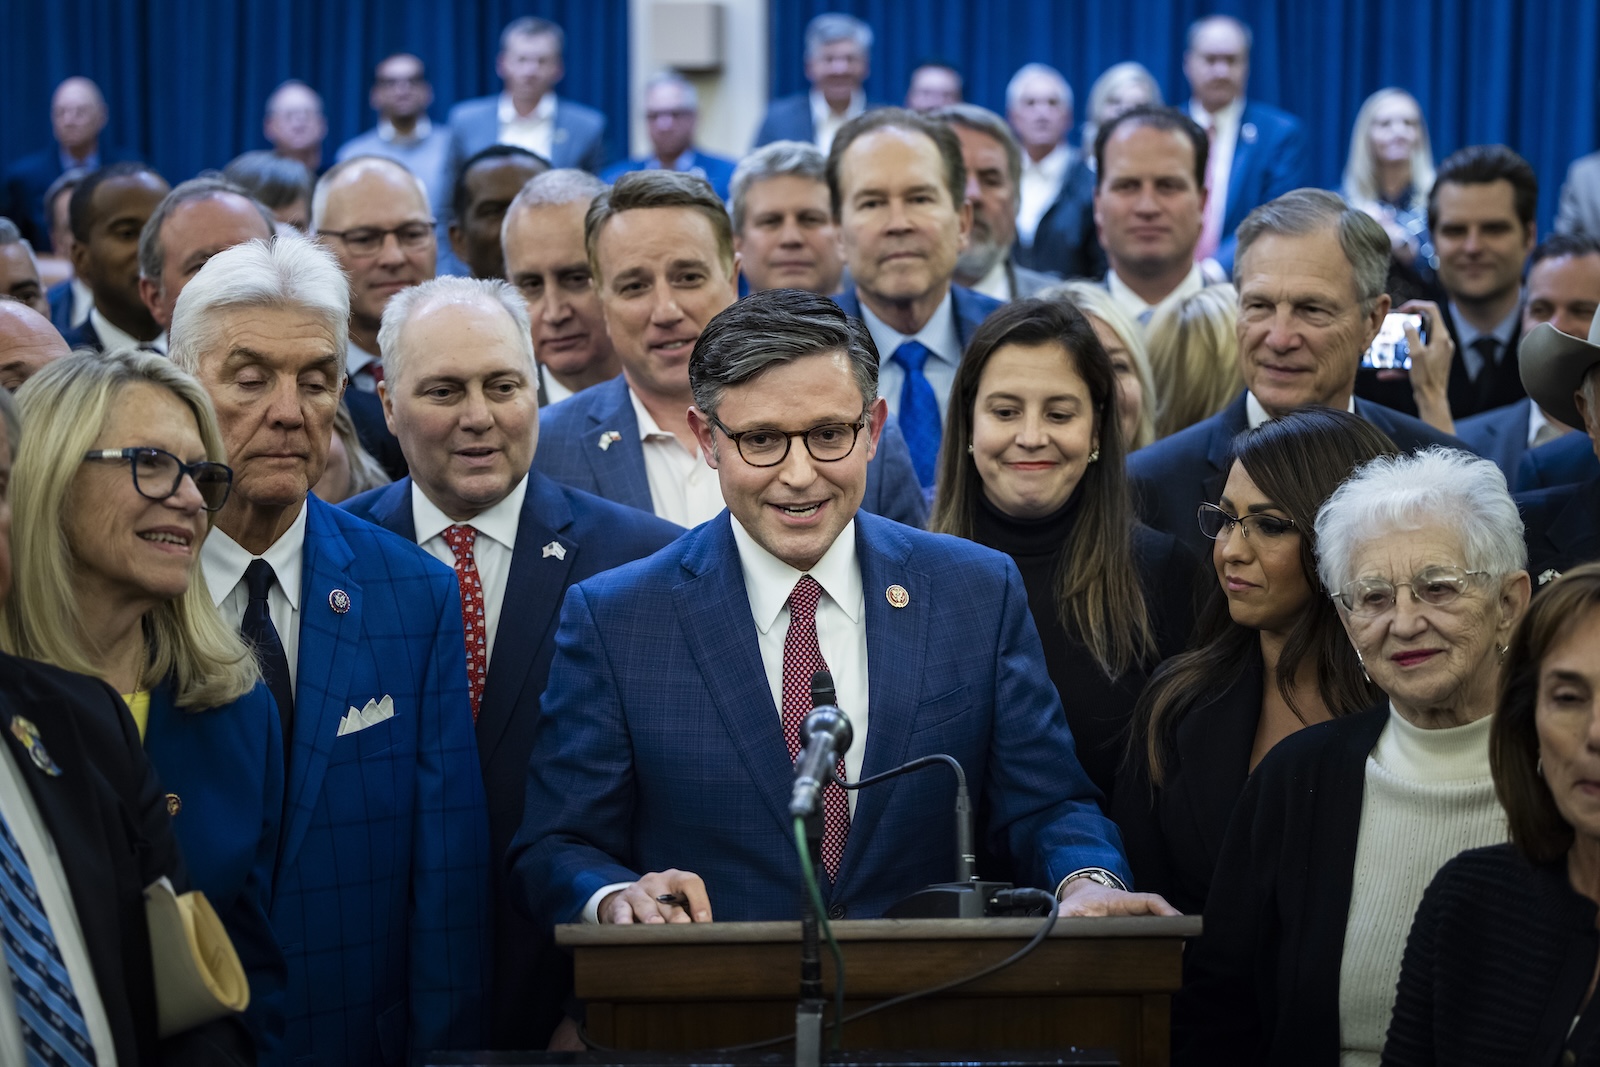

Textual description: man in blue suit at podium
[510,289,1174,932]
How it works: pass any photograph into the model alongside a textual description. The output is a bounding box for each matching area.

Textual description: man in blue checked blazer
[509,289,1173,935]
[178,234,489,1066]
[343,275,682,1048]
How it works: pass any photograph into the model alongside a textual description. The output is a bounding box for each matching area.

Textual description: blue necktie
[0,806,99,1066]
[892,340,942,489]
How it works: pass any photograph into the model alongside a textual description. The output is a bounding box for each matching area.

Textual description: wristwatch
[1056,867,1127,900]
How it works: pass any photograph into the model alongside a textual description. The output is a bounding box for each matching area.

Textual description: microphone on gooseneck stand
[789,670,853,819]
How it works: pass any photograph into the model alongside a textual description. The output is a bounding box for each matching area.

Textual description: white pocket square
[337,695,395,737]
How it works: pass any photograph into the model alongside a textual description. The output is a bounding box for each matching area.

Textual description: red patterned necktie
[443,524,487,720]
[782,575,850,881]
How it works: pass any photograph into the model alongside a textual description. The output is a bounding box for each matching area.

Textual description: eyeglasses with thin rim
[82,448,234,512]
[316,220,436,258]
[708,411,871,467]
[1332,566,1492,617]
[1197,502,1298,542]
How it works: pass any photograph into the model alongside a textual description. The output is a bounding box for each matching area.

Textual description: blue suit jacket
[1016,154,1102,281]
[508,510,1129,928]
[1455,397,1537,485]
[47,278,78,334]
[273,496,489,1065]
[1,145,132,246]
[145,680,285,1058]
[533,374,929,529]
[601,149,738,202]
[1517,476,1600,580]
[1128,392,1468,557]
[445,95,607,174]
[831,284,1001,359]
[753,93,816,147]
[1515,430,1600,491]
[1213,101,1309,274]
[341,472,680,1046]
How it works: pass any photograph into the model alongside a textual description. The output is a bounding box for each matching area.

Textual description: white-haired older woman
[2,349,285,1055]
[1176,448,1530,1067]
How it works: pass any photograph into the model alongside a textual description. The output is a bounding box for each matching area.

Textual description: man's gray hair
[502,168,607,248]
[138,176,276,287]
[804,13,872,60]
[1186,14,1254,54]
[501,15,564,53]
[377,275,533,385]
[0,218,23,247]
[728,141,827,232]
[1235,189,1391,311]
[310,155,431,234]
[168,233,349,380]
[265,79,323,117]
[645,70,698,108]
[1315,447,1527,596]
[1005,63,1073,114]
[1583,366,1600,434]
[689,288,877,421]
[930,103,1022,190]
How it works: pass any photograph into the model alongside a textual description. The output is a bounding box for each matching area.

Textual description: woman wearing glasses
[0,350,286,1056]
[1176,447,1531,1066]
[1115,407,1397,916]
[929,298,1197,801]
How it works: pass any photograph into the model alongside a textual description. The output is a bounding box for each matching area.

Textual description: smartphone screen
[1362,312,1425,371]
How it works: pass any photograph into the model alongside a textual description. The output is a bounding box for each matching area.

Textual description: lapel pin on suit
[1241,122,1258,144]
[542,541,567,560]
[165,793,182,815]
[1539,568,1563,586]
[9,715,61,776]
[329,589,351,614]
[886,584,910,608]
[598,430,622,451]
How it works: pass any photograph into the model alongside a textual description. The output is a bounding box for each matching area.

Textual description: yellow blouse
[123,690,151,741]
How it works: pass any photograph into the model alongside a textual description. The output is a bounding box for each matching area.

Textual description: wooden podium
[557,915,1201,1067]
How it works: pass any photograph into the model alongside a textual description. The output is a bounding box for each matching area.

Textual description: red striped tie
[782,576,850,881]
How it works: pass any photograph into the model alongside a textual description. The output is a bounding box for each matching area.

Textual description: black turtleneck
[970,489,1201,801]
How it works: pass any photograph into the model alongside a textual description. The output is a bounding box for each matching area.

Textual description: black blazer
[1127,392,1469,557]
[1112,649,1263,916]
[1015,154,1103,281]
[342,389,408,482]
[1354,306,1527,420]
[1174,705,1389,1066]
[0,651,252,1066]
[1517,475,1600,582]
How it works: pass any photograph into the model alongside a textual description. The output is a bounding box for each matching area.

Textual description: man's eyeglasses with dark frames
[708,412,871,467]
[82,447,234,512]
[316,221,436,258]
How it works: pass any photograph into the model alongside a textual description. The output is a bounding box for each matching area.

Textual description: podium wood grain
[558,917,1200,1066]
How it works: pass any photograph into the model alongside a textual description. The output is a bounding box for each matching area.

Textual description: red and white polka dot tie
[443,524,487,720]
[783,575,850,882]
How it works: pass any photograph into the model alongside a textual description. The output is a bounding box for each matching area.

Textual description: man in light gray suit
[447,17,606,176]
[1556,150,1600,239]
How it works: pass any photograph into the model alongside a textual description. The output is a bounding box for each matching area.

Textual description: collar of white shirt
[411,472,528,553]
[809,88,865,125]
[1106,262,1205,323]
[1189,95,1245,137]
[857,288,961,370]
[499,91,557,125]
[972,258,1012,302]
[731,515,863,633]
[629,386,686,445]
[90,306,164,353]
[202,500,309,610]
[377,116,434,144]
[1245,390,1358,430]
[347,339,379,383]
[1022,142,1072,185]
[540,363,575,405]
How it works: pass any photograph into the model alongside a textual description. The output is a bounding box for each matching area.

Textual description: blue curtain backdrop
[0,0,631,189]
[769,0,1600,236]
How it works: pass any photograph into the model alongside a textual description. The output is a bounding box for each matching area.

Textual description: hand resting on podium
[1057,878,1180,917]
[600,869,713,923]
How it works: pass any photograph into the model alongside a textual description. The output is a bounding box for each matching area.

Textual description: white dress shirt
[498,92,557,161]
[202,503,309,691]
[346,341,381,393]
[809,89,865,157]
[1106,262,1205,328]
[971,258,1013,302]
[0,742,118,1066]
[1191,96,1244,252]
[629,387,724,528]
[540,364,574,405]
[1017,143,1072,247]
[1246,390,1358,429]
[858,290,962,424]
[88,307,164,354]
[582,516,872,923]
[413,474,527,671]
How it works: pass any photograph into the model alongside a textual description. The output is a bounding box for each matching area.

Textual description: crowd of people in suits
[0,8,1599,1067]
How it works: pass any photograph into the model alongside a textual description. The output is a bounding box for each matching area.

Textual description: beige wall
[626,0,769,161]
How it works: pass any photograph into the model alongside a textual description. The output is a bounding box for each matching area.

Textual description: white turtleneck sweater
[1337,706,1508,1066]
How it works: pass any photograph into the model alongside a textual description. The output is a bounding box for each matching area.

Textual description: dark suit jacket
[1016,154,1103,281]
[1112,650,1262,917]
[832,283,1001,356]
[47,278,78,335]
[0,652,252,1066]
[1355,304,1527,420]
[144,679,285,1057]
[342,388,407,482]
[533,374,930,529]
[507,510,1131,929]
[340,472,681,1047]
[1516,431,1600,491]
[1,145,131,247]
[1127,391,1468,556]
[752,93,885,148]
[1212,101,1309,274]
[445,95,607,174]
[61,315,104,353]
[601,150,737,202]
[1173,705,1389,1066]
[1517,476,1600,581]
[1453,396,1535,484]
